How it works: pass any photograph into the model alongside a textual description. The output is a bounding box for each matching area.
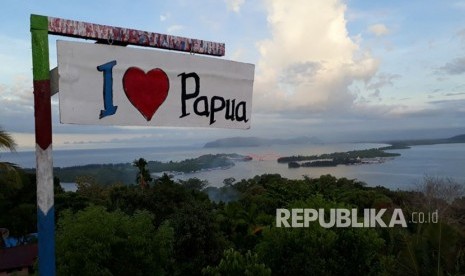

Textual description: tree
[179,177,209,191]
[168,200,227,275]
[395,176,465,275]
[133,158,152,188]
[0,172,38,245]
[0,127,17,155]
[202,248,271,276]
[255,196,391,275]
[56,206,174,275]
[0,127,25,245]
[223,177,236,187]
[412,176,465,224]
[396,222,465,275]
[75,175,109,206]
[0,127,20,186]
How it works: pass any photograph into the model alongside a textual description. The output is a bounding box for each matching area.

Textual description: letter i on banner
[97,60,118,118]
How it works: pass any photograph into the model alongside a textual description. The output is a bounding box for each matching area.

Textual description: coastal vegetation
[48,153,249,186]
[278,148,401,167]
[146,153,243,173]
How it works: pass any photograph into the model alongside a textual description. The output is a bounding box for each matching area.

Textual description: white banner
[57,40,254,129]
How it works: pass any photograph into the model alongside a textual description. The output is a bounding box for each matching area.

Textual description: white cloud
[230,47,245,60]
[167,25,184,34]
[368,23,390,37]
[366,73,401,91]
[0,74,34,113]
[160,12,171,22]
[225,0,245,13]
[254,0,378,115]
[0,75,35,135]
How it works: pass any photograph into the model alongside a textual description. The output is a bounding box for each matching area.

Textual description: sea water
[2,143,465,190]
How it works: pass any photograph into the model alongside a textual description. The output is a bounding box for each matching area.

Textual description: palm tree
[0,127,16,151]
[0,128,19,248]
[132,158,152,189]
[0,127,20,183]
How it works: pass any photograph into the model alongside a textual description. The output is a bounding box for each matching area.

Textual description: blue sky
[1,0,465,150]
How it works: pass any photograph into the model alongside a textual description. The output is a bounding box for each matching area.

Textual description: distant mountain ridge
[203,136,323,148]
[386,134,465,148]
[447,134,465,142]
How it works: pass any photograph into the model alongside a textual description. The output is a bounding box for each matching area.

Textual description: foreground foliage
[2,167,465,275]
[56,206,173,276]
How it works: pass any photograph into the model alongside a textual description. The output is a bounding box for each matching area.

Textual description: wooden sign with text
[57,40,255,129]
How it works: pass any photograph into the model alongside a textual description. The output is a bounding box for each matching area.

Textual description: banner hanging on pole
[57,40,255,129]
[33,13,239,275]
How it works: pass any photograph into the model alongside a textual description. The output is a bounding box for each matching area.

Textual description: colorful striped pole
[31,14,55,276]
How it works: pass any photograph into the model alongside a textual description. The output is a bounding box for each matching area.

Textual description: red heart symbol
[122,67,170,121]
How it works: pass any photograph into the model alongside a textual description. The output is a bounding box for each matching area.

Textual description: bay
[2,143,465,190]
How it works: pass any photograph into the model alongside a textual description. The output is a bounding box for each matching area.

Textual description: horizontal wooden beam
[45,15,225,56]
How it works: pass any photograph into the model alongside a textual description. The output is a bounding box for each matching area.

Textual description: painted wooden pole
[31,14,55,276]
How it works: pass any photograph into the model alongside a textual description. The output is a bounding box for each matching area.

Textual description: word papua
[178,72,248,125]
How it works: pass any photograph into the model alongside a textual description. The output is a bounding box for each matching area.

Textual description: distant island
[278,148,400,168]
[203,136,323,148]
[147,153,251,174]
